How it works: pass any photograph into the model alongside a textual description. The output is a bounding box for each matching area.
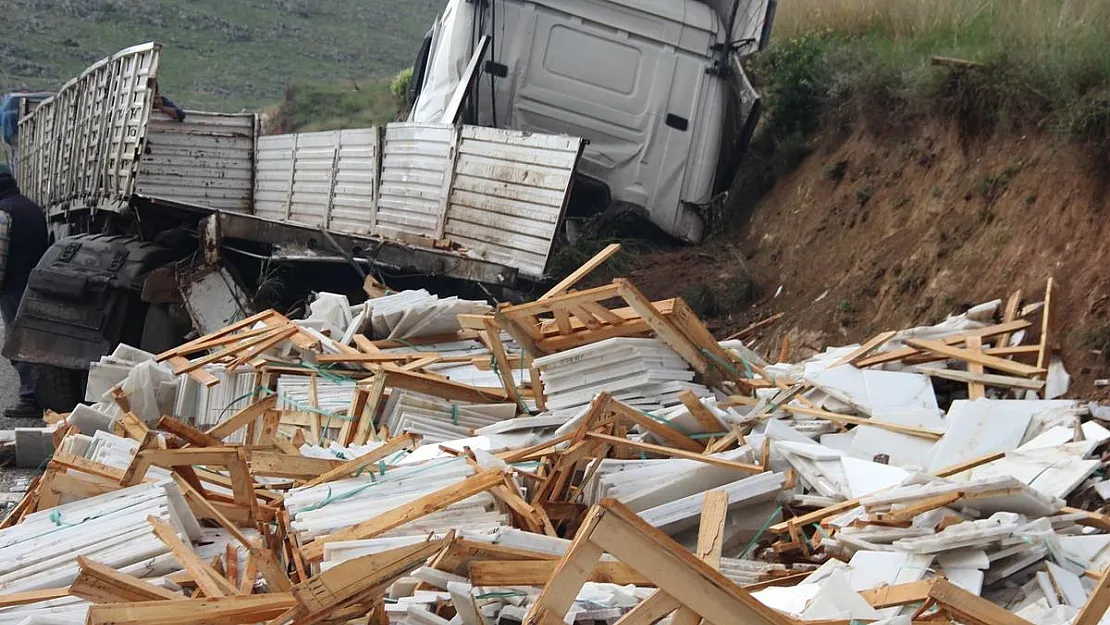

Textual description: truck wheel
[35,364,87,413]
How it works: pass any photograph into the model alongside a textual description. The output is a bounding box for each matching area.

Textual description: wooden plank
[613,280,717,383]
[377,366,509,404]
[229,325,299,368]
[0,587,71,608]
[586,432,763,473]
[292,539,447,624]
[854,320,1033,367]
[171,473,293,593]
[929,579,1034,625]
[672,489,730,625]
[227,448,259,520]
[775,404,944,440]
[904,338,1045,377]
[916,367,1045,391]
[530,365,547,411]
[148,515,238,597]
[724,312,785,341]
[249,451,342,479]
[158,415,225,447]
[612,591,681,625]
[71,555,181,603]
[172,325,290,375]
[1075,558,1110,625]
[997,290,1022,348]
[523,507,609,625]
[678,390,722,434]
[116,411,150,441]
[156,310,278,360]
[1037,277,1055,376]
[300,469,505,561]
[873,492,963,523]
[964,336,987,400]
[206,395,278,441]
[468,560,652,586]
[610,400,704,452]
[482,317,524,408]
[300,433,420,488]
[44,471,120,505]
[769,451,1005,534]
[830,331,899,368]
[119,431,161,486]
[544,500,789,625]
[540,243,621,300]
[86,593,297,625]
[860,580,935,608]
[50,453,126,482]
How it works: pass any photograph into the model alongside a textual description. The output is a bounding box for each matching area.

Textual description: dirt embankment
[632,119,1110,394]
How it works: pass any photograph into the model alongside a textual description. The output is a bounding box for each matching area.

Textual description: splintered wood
[2,261,1103,625]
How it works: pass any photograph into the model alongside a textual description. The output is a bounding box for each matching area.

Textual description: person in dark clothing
[0,164,47,418]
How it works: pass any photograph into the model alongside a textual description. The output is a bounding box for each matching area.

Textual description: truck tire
[36,364,87,413]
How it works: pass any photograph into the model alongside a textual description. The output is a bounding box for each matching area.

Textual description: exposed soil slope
[632,119,1110,394]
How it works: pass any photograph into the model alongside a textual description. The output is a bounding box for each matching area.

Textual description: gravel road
[0,316,46,506]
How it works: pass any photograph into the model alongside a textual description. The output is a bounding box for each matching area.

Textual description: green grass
[721,0,1110,228]
[267,78,403,133]
[0,0,442,112]
[759,0,1110,142]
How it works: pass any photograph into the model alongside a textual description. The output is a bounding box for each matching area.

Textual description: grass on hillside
[729,0,1110,222]
[0,0,442,112]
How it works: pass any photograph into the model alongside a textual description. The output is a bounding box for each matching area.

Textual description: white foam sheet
[845,551,934,592]
[1083,421,1110,445]
[926,399,1077,472]
[753,584,822,617]
[848,409,944,469]
[840,457,910,498]
[944,568,985,596]
[1058,535,1110,569]
[804,366,938,416]
[800,570,881,621]
[1046,562,1088,608]
[955,443,1099,500]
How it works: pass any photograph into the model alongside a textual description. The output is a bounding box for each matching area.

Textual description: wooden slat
[300,469,505,561]
[903,338,1045,377]
[586,432,763,472]
[539,243,621,300]
[854,320,1032,367]
[86,593,297,625]
[468,560,652,586]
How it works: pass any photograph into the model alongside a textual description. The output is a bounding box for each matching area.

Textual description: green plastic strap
[739,505,783,558]
[49,510,74,527]
[475,590,526,599]
[300,457,463,513]
[450,404,459,425]
[700,347,753,379]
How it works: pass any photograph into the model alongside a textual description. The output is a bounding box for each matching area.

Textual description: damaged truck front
[409,0,775,242]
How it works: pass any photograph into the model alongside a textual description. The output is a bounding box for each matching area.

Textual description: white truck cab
[410,0,773,243]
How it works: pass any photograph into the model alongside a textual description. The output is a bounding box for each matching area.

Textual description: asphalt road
[0,316,44,503]
[0,317,30,431]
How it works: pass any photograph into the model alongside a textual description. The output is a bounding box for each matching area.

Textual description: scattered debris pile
[1,247,1108,625]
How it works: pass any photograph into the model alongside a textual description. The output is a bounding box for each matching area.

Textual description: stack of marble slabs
[367,289,491,340]
[172,365,259,441]
[273,374,359,441]
[284,457,509,544]
[84,343,157,403]
[380,391,518,444]
[532,337,709,415]
[0,480,201,594]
